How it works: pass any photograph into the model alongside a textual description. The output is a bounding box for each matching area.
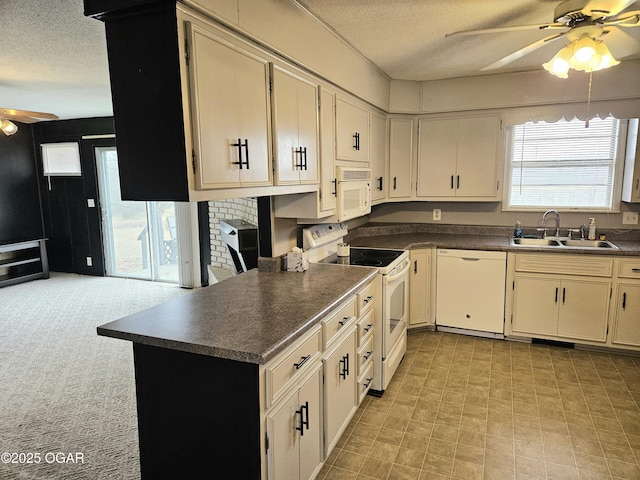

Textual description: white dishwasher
[436,249,507,337]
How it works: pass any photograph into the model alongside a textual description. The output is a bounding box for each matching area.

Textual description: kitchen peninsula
[98,263,378,479]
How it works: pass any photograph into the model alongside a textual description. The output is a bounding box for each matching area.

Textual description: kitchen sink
[510,237,618,250]
[559,239,618,249]
[510,238,563,247]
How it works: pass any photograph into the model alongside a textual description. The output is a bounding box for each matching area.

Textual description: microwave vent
[337,167,371,181]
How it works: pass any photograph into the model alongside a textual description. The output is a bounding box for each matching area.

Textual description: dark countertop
[346,224,640,256]
[97,264,378,364]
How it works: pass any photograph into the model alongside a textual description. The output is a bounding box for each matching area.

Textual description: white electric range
[302,223,410,394]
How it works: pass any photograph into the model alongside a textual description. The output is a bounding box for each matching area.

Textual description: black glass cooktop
[321,247,403,267]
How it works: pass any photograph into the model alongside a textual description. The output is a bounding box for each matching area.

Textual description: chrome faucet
[540,210,561,238]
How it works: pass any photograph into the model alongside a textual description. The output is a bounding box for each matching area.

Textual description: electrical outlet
[86,257,93,267]
[623,212,639,225]
[433,209,441,221]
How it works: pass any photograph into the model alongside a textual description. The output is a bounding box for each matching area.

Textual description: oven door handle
[384,259,410,284]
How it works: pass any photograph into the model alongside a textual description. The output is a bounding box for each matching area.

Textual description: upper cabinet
[271,65,319,185]
[388,118,414,199]
[187,23,272,189]
[369,110,387,203]
[416,115,501,200]
[336,96,369,163]
[622,118,640,203]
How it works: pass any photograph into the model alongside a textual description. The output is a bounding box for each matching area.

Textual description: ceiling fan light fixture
[543,45,573,78]
[592,41,620,70]
[573,35,597,63]
[0,119,18,136]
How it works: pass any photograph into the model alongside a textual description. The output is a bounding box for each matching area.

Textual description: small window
[505,116,627,211]
[41,142,82,176]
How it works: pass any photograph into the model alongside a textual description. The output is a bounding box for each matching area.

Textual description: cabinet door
[298,366,322,480]
[388,118,413,198]
[456,116,499,197]
[512,274,559,336]
[189,25,271,189]
[266,387,301,480]
[266,364,322,480]
[416,118,457,197]
[319,88,337,213]
[370,111,387,202]
[272,67,319,185]
[612,282,640,346]
[557,278,610,342]
[409,250,429,326]
[336,96,369,162]
[323,329,357,456]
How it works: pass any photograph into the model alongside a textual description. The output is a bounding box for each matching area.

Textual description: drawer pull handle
[363,324,373,333]
[632,268,640,273]
[338,316,350,327]
[364,377,373,389]
[363,296,373,304]
[294,355,311,370]
[363,351,372,361]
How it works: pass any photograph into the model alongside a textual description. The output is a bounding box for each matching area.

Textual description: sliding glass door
[96,147,179,283]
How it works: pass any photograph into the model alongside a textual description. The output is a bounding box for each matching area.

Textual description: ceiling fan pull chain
[585,71,593,128]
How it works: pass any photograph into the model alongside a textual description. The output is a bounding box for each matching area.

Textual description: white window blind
[509,116,620,210]
[41,142,82,176]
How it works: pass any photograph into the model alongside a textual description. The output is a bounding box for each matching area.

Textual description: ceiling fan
[0,108,59,136]
[446,0,640,77]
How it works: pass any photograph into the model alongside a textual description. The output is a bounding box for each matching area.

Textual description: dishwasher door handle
[460,257,481,261]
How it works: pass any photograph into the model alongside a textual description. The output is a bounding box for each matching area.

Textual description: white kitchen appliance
[435,249,507,338]
[336,167,371,222]
[303,223,409,393]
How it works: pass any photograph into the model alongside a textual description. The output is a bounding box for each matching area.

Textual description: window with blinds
[507,116,623,211]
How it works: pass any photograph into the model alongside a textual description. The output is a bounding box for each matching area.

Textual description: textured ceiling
[0,0,111,120]
[1,0,639,121]
[297,0,640,81]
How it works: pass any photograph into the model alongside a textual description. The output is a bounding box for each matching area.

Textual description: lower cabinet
[512,274,611,342]
[509,253,613,343]
[323,325,358,457]
[611,282,640,347]
[262,279,374,479]
[409,249,431,328]
[266,363,323,480]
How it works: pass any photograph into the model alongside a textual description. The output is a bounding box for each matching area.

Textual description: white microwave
[336,167,371,221]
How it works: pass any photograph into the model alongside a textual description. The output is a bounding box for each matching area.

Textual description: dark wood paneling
[133,344,261,479]
[0,124,44,245]
[34,118,114,275]
[100,3,190,201]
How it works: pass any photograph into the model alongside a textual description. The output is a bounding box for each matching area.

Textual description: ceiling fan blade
[601,26,640,58]
[583,0,638,17]
[604,10,640,26]
[445,23,566,38]
[0,108,59,121]
[480,32,568,71]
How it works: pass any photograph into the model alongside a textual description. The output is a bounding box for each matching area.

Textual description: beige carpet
[0,273,189,480]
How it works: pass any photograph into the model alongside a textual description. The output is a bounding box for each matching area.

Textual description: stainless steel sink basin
[560,239,618,249]
[510,237,618,250]
[510,238,563,247]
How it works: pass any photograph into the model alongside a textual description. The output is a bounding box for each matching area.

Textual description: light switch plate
[86,257,93,267]
[87,198,95,208]
[623,212,639,225]
[433,209,441,221]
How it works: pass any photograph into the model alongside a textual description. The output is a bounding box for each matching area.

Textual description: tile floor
[318,331,640,480]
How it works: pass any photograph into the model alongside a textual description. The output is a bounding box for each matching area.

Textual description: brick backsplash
[208,198,258,274]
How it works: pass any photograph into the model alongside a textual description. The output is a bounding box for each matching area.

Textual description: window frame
[501,117,629,213]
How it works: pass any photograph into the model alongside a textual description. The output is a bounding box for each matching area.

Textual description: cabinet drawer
[357,281,375,315]
[357,308,374,346]
[357,335,374,376]
[322,297,357,349]
[357,362,374,404]
[618,259,640,279]
[265,327,322,407]
[515,254,613,277]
